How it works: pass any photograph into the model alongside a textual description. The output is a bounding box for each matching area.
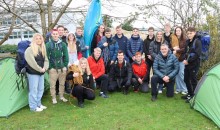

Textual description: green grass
[0,90,218,130]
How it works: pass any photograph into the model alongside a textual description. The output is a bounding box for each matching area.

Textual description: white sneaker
[60,97,68,102]
[39,105,47,110]
[181,91,188,95]
[175,91,180,94]
[158,90,162,94]
[52,98,57,104]
[35,107,43,112]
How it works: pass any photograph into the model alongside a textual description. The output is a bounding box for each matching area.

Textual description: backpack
[15,40,31,90]
[195,31,211,61]
[15,40,31,74]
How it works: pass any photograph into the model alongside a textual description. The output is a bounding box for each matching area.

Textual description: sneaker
[52,98,57,104]
[99,93,109,98]
[151,95,157,102]
[35,107,43,112]
[181,91,188,95]
[158,90,162,94]
[60,97,68,102]
[175,91,180,94]
[185,96,192,103]
[39,105,47,110]
[181,94,190,100]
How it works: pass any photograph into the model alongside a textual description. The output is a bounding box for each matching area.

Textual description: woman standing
[25,33,49,112]
[174,26,188,94]
[91,24,105,53]
[66,57,95,108]
[66,32,82,66]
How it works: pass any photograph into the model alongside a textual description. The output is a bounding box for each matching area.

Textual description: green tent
[190,63,220,128]
[0,57,49,117]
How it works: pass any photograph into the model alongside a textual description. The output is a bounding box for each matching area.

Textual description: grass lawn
[0,90,218,130]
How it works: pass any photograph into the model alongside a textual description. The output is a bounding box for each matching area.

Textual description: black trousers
[131,78,149,93]
[151,75,174,97]
[146,58,153,83]
[184,65,200,96]
[72,85,95,103]
[108,77,130,92]
[95,74,108,94]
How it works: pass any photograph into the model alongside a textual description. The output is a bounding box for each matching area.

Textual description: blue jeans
[175,62,187,92]
[27,73,44,111]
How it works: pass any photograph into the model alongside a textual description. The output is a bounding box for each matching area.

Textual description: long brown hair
[67,32,77,53]
[174,26,186,42]
[155,30,165,43]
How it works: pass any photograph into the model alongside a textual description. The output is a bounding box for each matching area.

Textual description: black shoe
[151,95,157,102]
[78,102,84,108]
[99,93,109,98]
[185,96,193,103]
[123,89,128,95]
[181,94,190,99]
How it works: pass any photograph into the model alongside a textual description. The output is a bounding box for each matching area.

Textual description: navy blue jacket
[113,34,129,61]
[153,50,179,80]
[127,35,143,58]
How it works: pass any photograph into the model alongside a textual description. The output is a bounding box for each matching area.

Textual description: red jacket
[132,60,148,80]
[87,55,105,79]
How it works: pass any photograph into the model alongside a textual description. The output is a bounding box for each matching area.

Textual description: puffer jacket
[149,40,168,60]
[98,36,119,62]
[153,50,179,80]
[127,35,143,58]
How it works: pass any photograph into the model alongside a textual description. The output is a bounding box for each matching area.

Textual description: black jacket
[26,52,45,75]
[185,36,202,69]
[66,71,94,89]
[109,60,132,81]
[143,35,155,60]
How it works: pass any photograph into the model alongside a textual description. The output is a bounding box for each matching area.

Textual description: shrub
[0,44,17,54]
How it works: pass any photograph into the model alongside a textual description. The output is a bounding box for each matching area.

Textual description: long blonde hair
[67,32,77,53]
[155,30,165,43]
[78,57,91,75]
[31,33,46,57]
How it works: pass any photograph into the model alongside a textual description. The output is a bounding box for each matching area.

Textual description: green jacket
[46,39,69,70]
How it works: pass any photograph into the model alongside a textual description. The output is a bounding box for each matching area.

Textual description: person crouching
[66,58,95,108]
[151,44,179,101]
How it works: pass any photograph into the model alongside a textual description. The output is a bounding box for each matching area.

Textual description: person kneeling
[131,52,149,93]
[66,60,95,108]
[108,50,132,95]
[151,44,179,101]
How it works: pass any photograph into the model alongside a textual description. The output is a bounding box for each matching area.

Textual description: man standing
[46,29,69,104]
[108,50,132,95]
[143,27,155,84]
[127,28,143,63]
[131,52,149,93]
[75,27,89,58]
[151,44,179,101]
[113,25,129,62]
[57,25,67,44]
[182,27,202,102]
[87,47,109,98]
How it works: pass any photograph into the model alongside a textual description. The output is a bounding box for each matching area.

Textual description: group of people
[24,23,201,112]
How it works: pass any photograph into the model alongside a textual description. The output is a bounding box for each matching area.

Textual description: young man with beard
[108,50,132,95]
[151,44,179,101]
